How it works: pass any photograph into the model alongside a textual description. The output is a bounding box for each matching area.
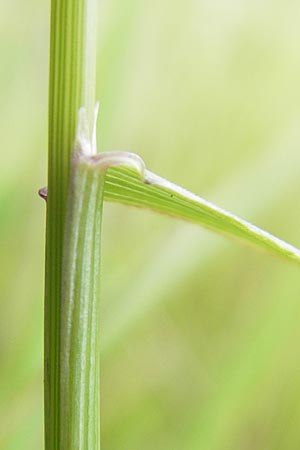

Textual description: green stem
[45,0,98,448]
[60,158,105,450]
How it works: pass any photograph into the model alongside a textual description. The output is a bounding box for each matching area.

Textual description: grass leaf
[103,155,300,264]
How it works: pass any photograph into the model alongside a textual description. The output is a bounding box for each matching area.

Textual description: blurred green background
[1,0,300,449]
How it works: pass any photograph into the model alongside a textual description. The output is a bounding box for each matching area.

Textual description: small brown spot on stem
[39,187,48,201]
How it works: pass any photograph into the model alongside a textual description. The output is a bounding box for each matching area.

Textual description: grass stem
[45,0,98,448]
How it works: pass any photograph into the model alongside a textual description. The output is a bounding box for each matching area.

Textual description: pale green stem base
[60,156,105,450]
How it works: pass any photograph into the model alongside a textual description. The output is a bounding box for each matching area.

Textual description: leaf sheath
[60,158,105,450]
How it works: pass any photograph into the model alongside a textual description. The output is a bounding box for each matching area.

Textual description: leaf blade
[104,166,300,263]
